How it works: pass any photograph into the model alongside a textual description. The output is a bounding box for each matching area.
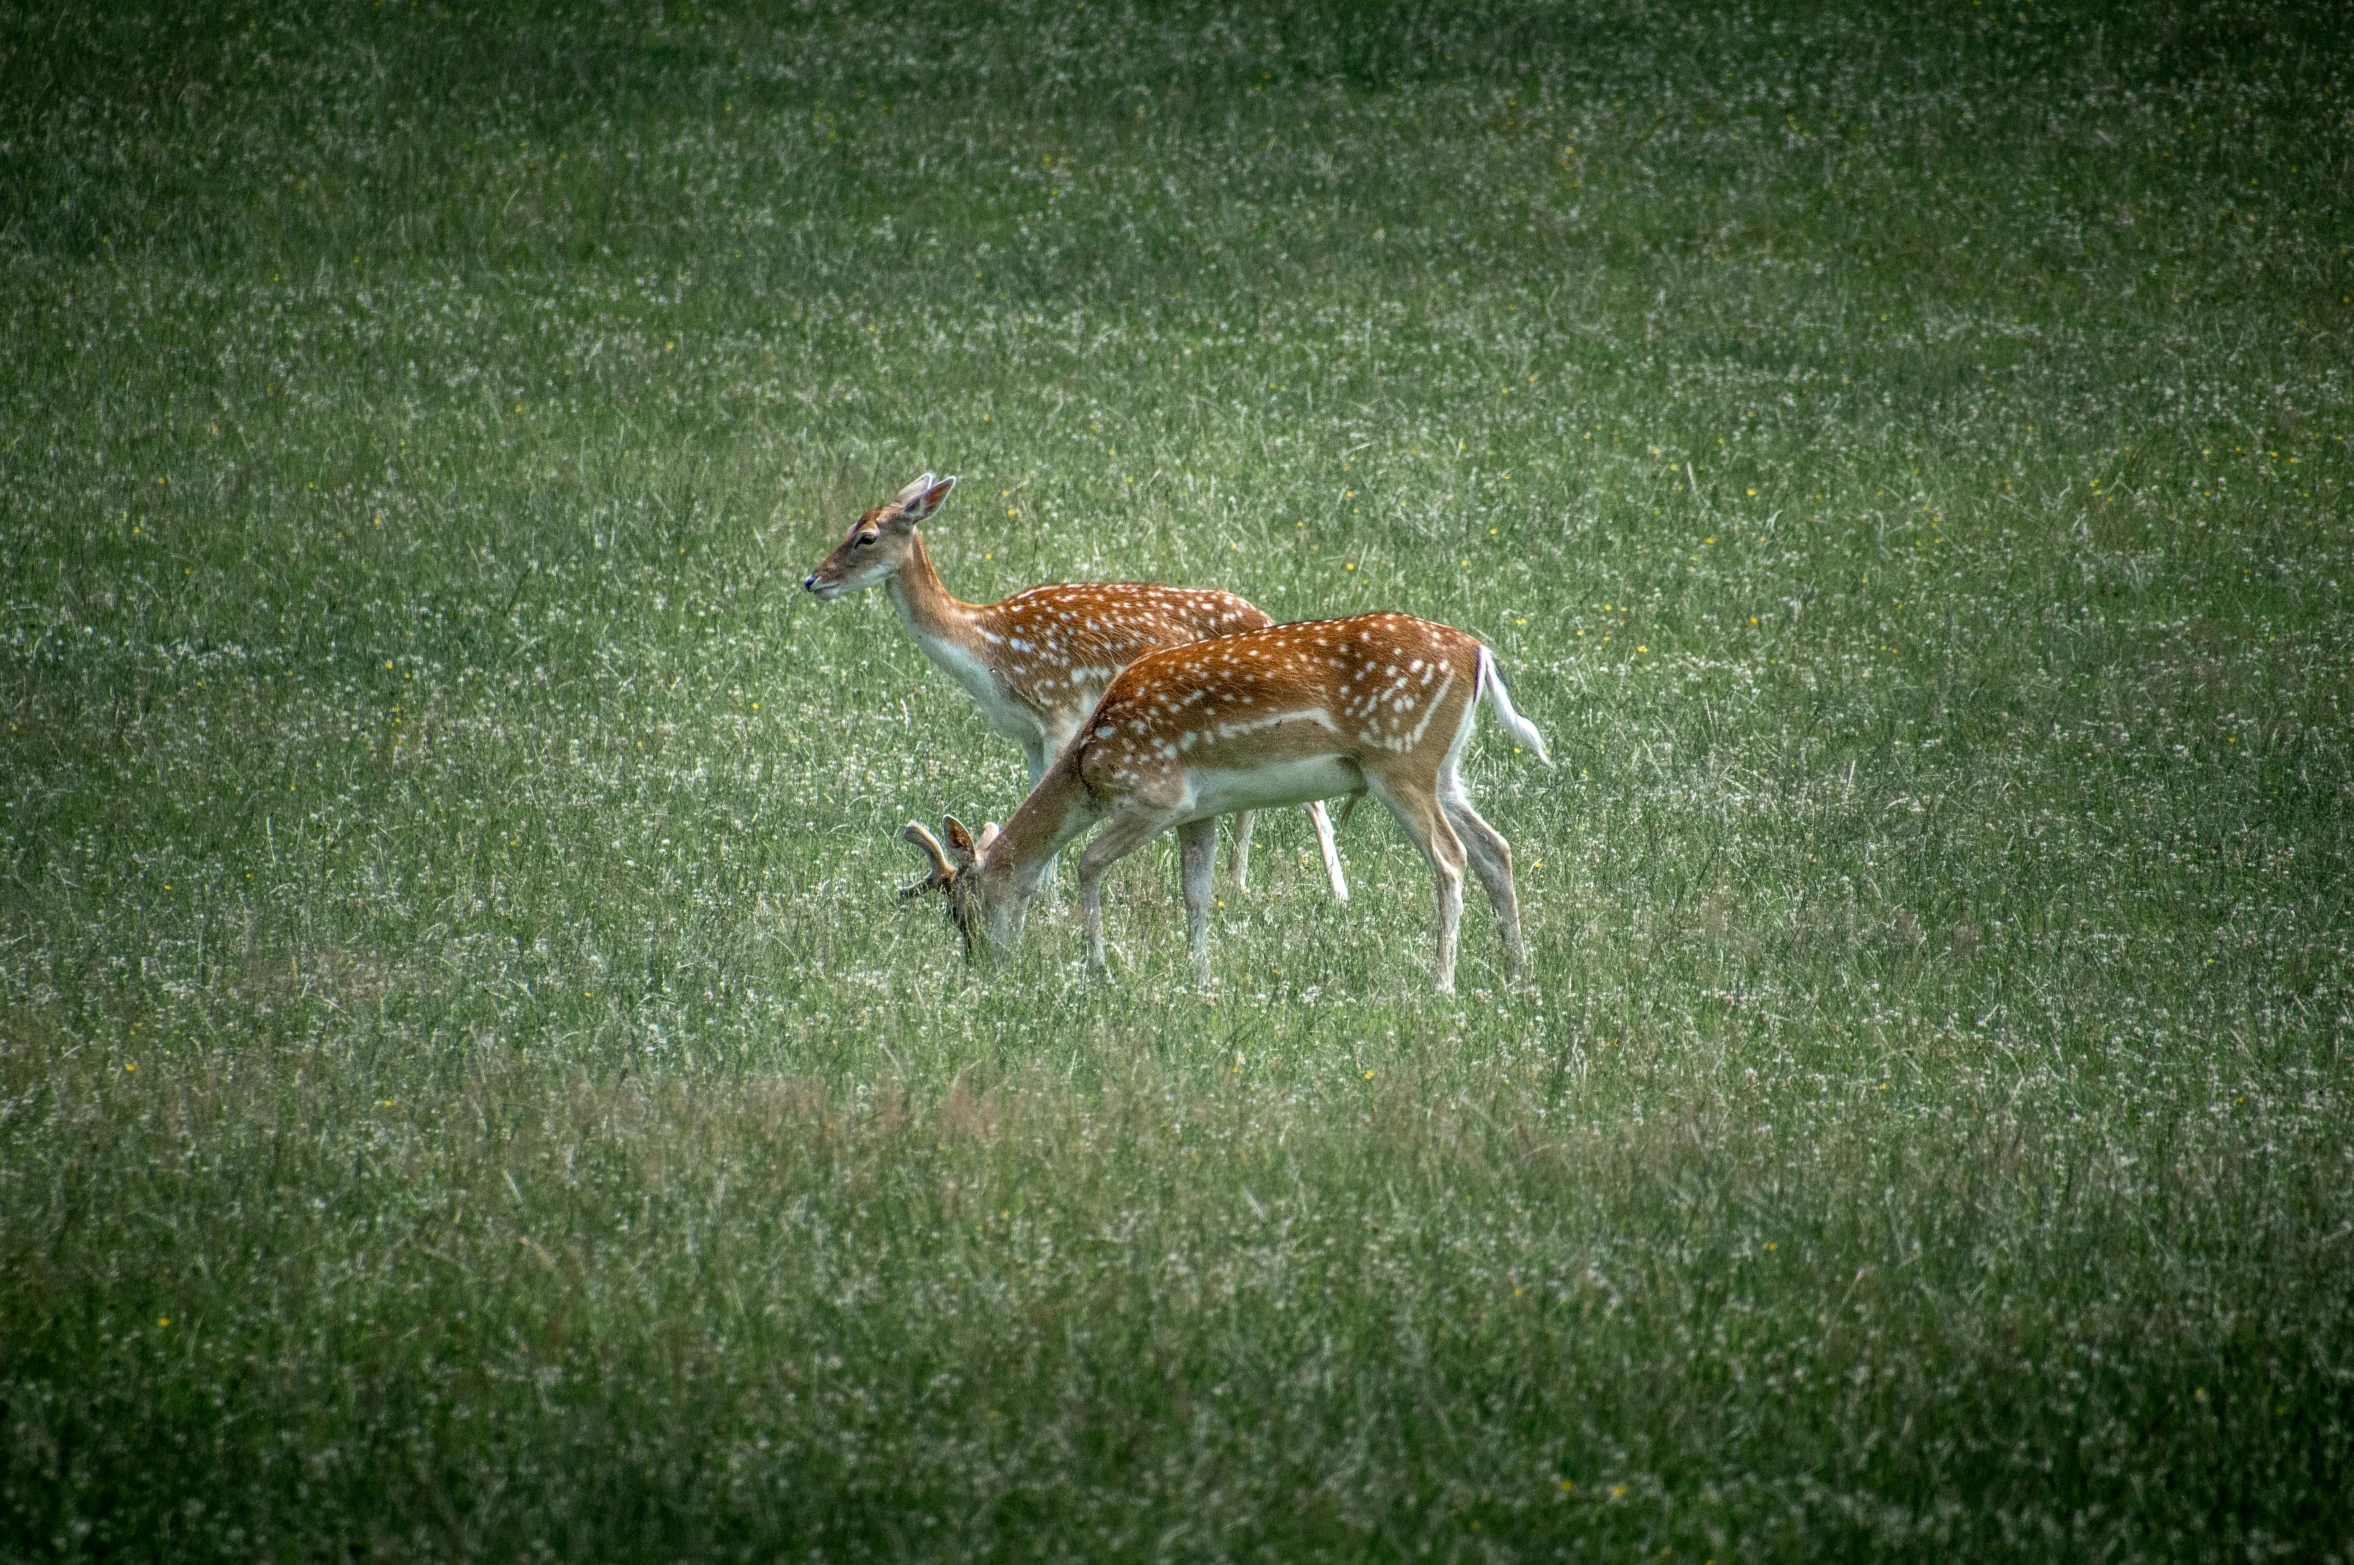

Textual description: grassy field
[4,0,2352,1557]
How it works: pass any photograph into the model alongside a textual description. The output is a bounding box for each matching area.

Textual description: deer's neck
[884,531,999,698]
[986,756,1102,897]
[884,531,976,649]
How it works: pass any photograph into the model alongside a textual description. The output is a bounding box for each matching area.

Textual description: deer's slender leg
[1303,800,1349,902]
[1075,804,1180,980]
[1441,781,1523,968]
[1228,811,1258,892]
[1076,866,1106,975]
[1365,771,1468,994]
[1177,816,1219,991]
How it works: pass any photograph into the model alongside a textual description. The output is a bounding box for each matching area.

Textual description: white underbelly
[912,629,1047,745]
[1181,756,1363,821]
[974,690,1044,744]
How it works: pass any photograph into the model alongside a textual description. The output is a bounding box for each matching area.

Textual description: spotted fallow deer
[803,473,1347,898]
[900,612,1550,994]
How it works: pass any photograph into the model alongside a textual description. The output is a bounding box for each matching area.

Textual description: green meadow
[4,0,2351,1556]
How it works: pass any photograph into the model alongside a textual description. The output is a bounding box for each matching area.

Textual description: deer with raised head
[803,473,1347,898]
[899,611,1550,993]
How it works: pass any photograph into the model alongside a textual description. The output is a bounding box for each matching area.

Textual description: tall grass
[3,0,2350,1557]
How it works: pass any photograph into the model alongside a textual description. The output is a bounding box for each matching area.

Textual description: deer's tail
[1477,646,1551,767]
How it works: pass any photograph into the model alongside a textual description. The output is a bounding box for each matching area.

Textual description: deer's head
[899,815,1023,962]
[803,474,956,599]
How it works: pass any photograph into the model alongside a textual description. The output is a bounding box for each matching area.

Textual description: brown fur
[908,613,1546,993]
[808,474,1347,898]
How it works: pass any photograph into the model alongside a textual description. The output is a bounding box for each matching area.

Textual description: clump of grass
[4,0,2351,1557]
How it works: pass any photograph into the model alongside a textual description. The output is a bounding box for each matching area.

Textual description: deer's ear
[941,814,979,867]
[976,822,1001,858]
[900,474,957,523]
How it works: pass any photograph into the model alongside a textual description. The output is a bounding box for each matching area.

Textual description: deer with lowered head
[803,473,1347,897]
[901,611,1550,994]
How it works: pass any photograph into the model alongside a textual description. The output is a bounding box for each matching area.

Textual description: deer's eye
[854,533,877,548]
